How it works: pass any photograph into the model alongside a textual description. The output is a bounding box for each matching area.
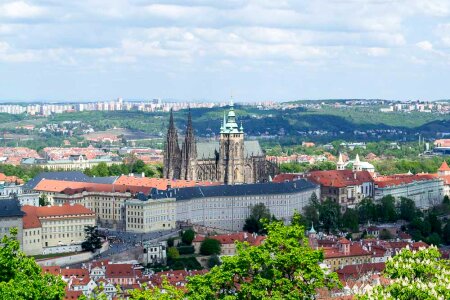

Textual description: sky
[1,0,450,102]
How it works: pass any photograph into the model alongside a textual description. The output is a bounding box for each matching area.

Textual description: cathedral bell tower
[219,101,245,184]
[180,109,197,180]
[163,109,182,180]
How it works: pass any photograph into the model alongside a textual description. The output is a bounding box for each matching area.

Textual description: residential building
[374,174,444,209]
[193,232,265,256]
[305,170,374,208]
[0,198,24,247]
[321,238,372,271]
[21,204,96,255]
[0,181,39,206]
[437,161,450,197]
[125,197,176,232]
[142,241,167,265]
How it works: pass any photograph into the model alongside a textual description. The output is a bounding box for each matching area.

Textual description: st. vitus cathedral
[163,103,278,184]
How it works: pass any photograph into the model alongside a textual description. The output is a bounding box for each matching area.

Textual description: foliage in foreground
[133,213,341,299]
[0,228,66,299]
[358,246,450,300]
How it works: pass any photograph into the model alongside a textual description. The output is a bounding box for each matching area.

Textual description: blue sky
[1,0,450,102]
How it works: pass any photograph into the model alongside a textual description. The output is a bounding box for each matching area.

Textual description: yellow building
[22,204,96,255]
[125,198,176,233]
[322,238,372,271]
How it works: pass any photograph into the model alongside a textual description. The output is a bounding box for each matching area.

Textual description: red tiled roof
[337,262,385,278]
[439,161,450,171]
[61,268,89,279]
[64,290,83,300]
[374,174,439,188]
[307,170,373,188]
[272,173,303,183]
[22,204,94,228]
[323,243,371,258]
[114,175,220,190]
[35,179,152,195]
[105,264,142,278]
[42,266,61,276]
[194,232,265,246]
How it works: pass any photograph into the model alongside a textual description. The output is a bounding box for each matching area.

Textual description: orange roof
[0,173,23,184]
[323,243,370,258]
[307,170,374,188]
[22,204,94,227]
[374,174,438,188]
[61,268,89,279]
[64,290,83,300]
[194,232,265,246]
[42,266,61,276]
[115,175,220,190]
[438,161,450,171]
[106,264,142,278]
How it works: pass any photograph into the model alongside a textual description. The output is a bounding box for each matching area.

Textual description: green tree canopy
[243,203,271,234]
[399,197,416,222]
[199,238,221,256]
[342,208,359,232]
[81,225,102,252]
[167,247,180,260]
[0,228,66,299]
[181,229,196,245]
[186,213,341,299]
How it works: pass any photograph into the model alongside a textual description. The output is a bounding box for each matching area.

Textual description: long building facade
[137,180,320,232]
[163,104,278,184]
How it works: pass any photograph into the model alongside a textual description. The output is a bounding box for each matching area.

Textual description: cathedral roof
[196,140,264,159]
[149,179,318,201]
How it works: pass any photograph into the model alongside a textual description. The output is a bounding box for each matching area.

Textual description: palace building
[163,103,277,184]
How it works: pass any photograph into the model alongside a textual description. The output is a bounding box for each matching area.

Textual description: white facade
[125,198,176,233]
[175,186,320,231]
[374,178,444,209]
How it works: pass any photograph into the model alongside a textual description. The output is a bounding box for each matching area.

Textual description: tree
[399,197,416,222]
[319,198,341,233]
[302,192,320,228]
[358,197,377,224]
[426,232,442,246]
[443,195,450,205]
[186,215,341,299]
[38,194,49,206]
[207,255,221,269]
[243,203,271,234]
[200,238,221,256]
[167,237,175,247]
[342,208,359,232]
[358,246,450,300]
[167,247,180,260]
[379,229,393,240]
[181,229,195,245]
[0,228,66,299]
[443,221,450,245]
[426,212,442,236]
[378,195,398,222]
[81,225,102,252]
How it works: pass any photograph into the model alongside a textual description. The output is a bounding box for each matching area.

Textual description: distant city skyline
[1,1,450,101]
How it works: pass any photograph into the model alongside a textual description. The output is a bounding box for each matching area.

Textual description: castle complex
[163,103,277,184]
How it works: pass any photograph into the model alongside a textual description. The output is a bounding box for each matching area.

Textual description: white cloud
[416,40,434,51]
[0,1,45,18]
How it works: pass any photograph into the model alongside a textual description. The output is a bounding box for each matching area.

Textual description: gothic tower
[163,109,182,179]
[180,109,197,180]
[219,102,245,184]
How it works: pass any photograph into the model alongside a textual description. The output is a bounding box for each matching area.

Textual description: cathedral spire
[169,108,175,130]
